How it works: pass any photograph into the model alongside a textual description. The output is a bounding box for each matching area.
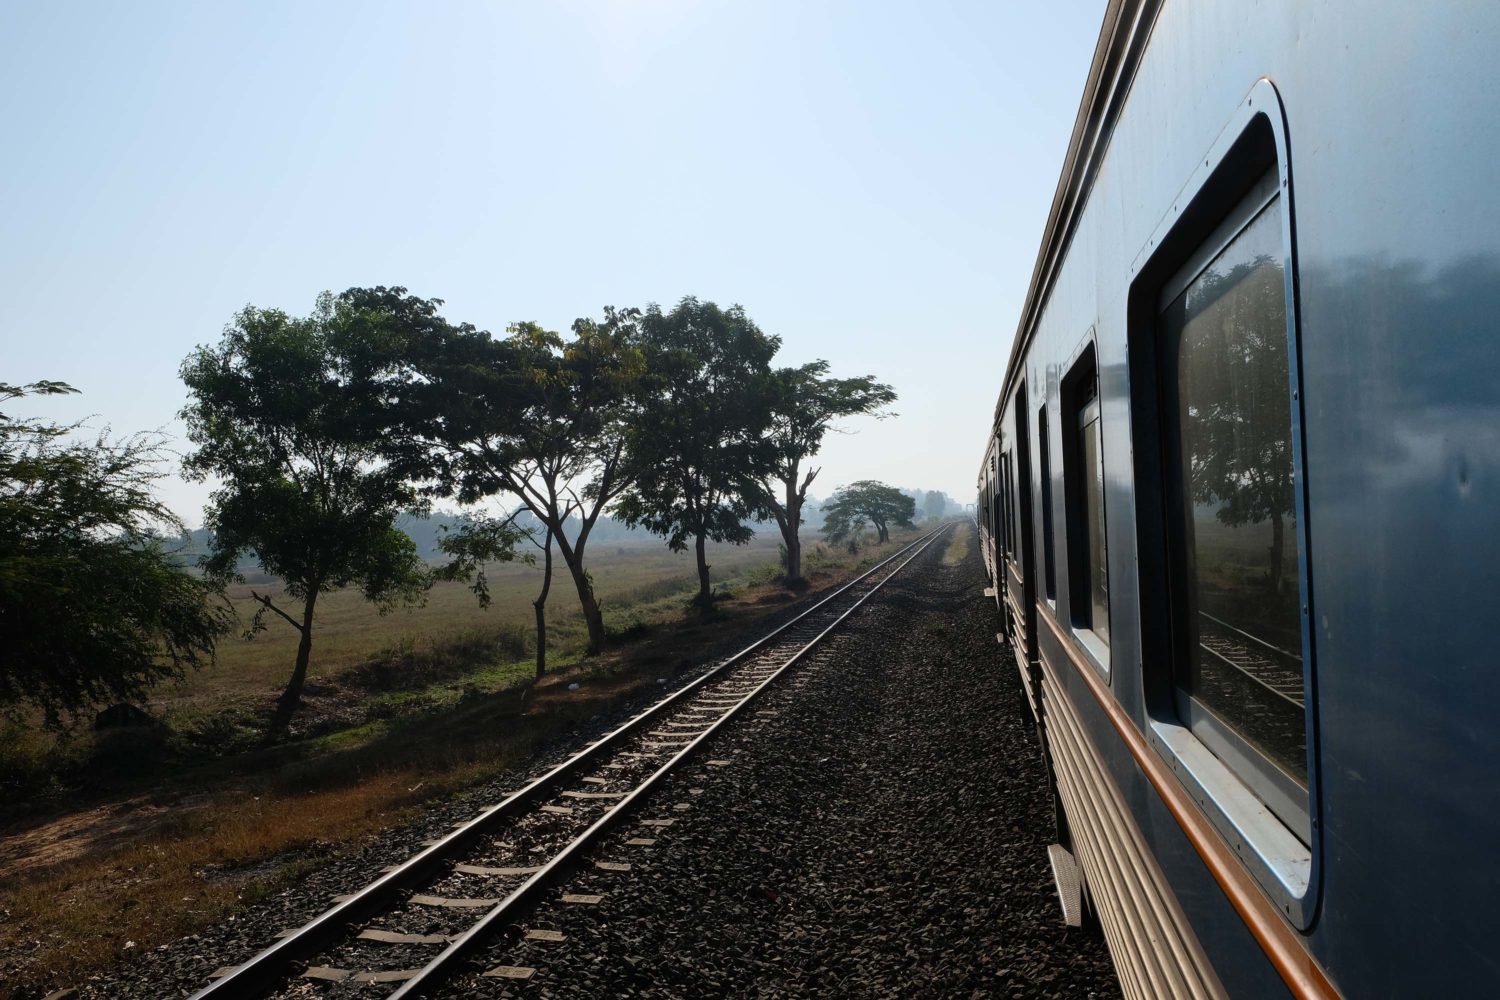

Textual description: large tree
[616,298,778,606]
[0,381,231,725]
[820,480,915,545]
[181,291,433,738]
[746,364,895,584]
[399,312,644,654]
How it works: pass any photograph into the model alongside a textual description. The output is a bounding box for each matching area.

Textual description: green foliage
[434,513,531,609]
[387,305,645,653]
[180,290,437,731]
[820,480,915,544]
[617,298,779,602]
[181,291,432,607]
[0,381,232,725]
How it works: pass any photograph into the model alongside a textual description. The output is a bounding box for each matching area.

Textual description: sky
[1,0,1103,525]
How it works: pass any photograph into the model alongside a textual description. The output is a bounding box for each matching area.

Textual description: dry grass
[942,519,972,565]
[0,529,923,999]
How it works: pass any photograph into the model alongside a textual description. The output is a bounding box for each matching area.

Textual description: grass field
[0,525,939,999]
[0,534,793,808]
[181,533,791,702]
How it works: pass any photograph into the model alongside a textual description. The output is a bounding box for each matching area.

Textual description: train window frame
[1126,79,1319,927]
[1061,340,1109,674]
[1038,402,1057,605]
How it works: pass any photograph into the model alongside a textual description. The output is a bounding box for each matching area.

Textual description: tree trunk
[564,556,606,654]
[533,525,553,678]
[267,590,317,740]
[551,527,607,654]
[1269,511,1285,597]
[874,518,889,544]
[694,530,712,607]
[783,483,804,584]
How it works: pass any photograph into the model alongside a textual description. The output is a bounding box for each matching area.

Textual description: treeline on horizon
[3,288,956,740]
[174,489,964,568]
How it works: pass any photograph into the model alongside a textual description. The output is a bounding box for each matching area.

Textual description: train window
[1159,167,1309,833]
[1008,448,1022,563]
[1077,391,1108,642]
[1000,453,1014,556]
[1038,405,1056,602]
[1063,345,1108,655]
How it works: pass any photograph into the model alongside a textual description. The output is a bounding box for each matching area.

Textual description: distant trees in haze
[820,480,917,545]
[0,380,231,726]
[922,490,949,522]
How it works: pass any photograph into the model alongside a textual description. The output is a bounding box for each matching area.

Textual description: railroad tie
[595,860,632,872]
[525,928,567,942]
[562,893,603,905]
[483,966,537,980]
[357,928,451,945]
[300,967,351,982]
[409,894,500,908]
[562,790,628,800]
[454,863,542,877]
[352,969,422,983]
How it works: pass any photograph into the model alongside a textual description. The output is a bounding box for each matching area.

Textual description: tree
[180,292,433,738]
[922,490,948,522]
[820,480,915,545]
[616,298,778,606]
[746,363,894,585]
[1180,255,1296,597]
[1,381,231,725]
[398,311,644,655]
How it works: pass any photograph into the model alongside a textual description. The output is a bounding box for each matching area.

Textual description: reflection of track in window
[1197,611,1303,706]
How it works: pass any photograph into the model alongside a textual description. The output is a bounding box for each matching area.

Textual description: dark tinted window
[1077,391,1108,642]
[1161,193,1306,788]
[1039,406,1056,600]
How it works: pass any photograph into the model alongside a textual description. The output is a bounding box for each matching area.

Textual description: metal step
[1046,844,1084,928]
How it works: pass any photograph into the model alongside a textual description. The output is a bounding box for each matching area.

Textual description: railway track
[1197,611,1304,707]
[188,524,951,1000]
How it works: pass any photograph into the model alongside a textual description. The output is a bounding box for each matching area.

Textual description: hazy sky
[1,1,1102,524]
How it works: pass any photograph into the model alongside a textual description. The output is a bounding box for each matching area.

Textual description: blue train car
[978,2,1500,996]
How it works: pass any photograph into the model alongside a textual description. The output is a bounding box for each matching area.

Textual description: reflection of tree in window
[1163,199,1307,787]
[1080,397,1108,643]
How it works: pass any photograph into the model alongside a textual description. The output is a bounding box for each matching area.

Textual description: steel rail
[188,524,948,1000]
[387,522,952,998]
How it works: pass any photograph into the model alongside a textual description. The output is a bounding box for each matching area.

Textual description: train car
[978,2,1500,997]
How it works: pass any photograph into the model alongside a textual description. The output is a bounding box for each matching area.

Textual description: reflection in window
[1162,195,1306,789]
[1039,406,1056,600]
[1078,392,1108,643]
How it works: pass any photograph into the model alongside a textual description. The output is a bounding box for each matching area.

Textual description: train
[976,2,1500,997]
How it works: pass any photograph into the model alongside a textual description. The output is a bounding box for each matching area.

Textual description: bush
[346,626,529,692]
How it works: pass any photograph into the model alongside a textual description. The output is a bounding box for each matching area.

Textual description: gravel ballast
[441,525,1120,999]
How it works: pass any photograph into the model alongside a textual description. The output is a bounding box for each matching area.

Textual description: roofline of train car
[990,0,1159,429]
